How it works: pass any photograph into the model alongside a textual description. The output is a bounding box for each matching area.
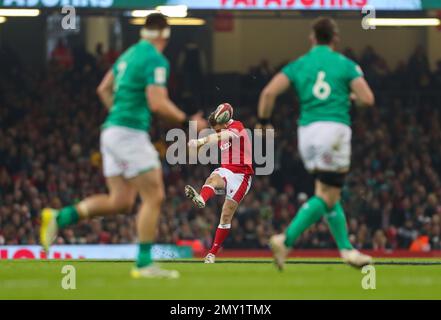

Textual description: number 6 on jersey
[313,71,331,100]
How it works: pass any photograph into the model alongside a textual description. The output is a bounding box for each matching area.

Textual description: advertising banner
[168,0,422,11]
[422,0,441,9]
[0,0,164,9]
[0,0,423,10]
[0,244,193,260]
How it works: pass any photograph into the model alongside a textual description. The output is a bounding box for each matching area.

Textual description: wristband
[197,137,208,147]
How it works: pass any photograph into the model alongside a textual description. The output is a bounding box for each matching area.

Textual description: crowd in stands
[1,42,441,253]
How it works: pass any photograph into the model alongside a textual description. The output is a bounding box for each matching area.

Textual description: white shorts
[100,126,161,179]
[212,168,252,203]
[298,121,351,172]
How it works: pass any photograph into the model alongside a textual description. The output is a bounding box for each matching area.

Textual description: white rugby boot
[131,265,180,279]
[185,185,206,208]
[269,234,289,271]
[204,253,216,264]
[341,249,373,268]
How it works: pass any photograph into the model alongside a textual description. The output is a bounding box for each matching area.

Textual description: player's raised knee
[205,175,216,184]
[206,174,223,188]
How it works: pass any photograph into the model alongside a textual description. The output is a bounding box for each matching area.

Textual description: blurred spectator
[51,39,73,69]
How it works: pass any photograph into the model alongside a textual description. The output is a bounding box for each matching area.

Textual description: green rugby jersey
[282,45,363,126]
[102,40,170,132]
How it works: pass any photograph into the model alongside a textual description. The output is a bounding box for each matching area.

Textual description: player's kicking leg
[185,173,226,263]
[186,170,252,263]
[185,173,225,208]
[205,199,238,263]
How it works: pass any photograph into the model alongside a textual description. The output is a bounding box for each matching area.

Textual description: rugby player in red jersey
[185,103,254,263]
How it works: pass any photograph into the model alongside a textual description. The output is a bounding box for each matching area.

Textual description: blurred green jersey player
[257,17,375,269]
[40,13,206,279]
[102,31,169,132]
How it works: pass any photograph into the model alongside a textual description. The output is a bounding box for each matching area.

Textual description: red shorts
[211,168,252,203]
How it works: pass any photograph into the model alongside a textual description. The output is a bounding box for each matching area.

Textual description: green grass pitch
[1,259,441,299]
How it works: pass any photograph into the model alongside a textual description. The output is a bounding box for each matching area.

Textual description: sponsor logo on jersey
[220,142,232,151]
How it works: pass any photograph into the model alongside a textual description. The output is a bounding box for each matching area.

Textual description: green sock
[136,242,153,268]
[56,205,80,228]
[325,201,353,250]
[284,196,329,247]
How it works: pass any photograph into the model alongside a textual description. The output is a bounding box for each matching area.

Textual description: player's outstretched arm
[188,131,236,148]
[97,70,115,110]
[350,77,375,107]
[147,85,206,131]
[257,72,290,125]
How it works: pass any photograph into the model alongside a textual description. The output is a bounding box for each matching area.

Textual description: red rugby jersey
[218,120,254,175]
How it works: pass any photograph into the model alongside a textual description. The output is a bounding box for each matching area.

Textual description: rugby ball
[214,103,233,124]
